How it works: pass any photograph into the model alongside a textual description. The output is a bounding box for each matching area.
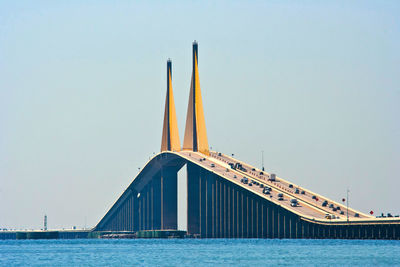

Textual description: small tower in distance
[44,214,47,231]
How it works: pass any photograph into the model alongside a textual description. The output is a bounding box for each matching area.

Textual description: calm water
[1,239,400,266]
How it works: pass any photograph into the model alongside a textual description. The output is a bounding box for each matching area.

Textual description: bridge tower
[161,59,181,152]
[183,41,209,155]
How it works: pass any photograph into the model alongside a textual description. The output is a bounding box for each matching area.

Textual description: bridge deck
[177,150,397,224]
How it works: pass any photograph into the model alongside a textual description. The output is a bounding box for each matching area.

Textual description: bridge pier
[161,167,178,230]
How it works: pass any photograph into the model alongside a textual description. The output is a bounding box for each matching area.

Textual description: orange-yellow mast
[161,59,181,152]
[183,41,209,155]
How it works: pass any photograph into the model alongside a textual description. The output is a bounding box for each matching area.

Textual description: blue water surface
[1,239,400,266]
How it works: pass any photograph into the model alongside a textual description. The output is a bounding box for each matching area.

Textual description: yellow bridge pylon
[161,59,181,152]
[183,41,209,156]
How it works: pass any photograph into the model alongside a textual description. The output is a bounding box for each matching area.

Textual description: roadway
[177,150,376,222]
[210,151,371,219]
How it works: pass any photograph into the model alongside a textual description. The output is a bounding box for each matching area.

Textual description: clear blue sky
[1,1,399,229]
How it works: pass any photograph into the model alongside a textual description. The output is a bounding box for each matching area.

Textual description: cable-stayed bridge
[94,42,400,239]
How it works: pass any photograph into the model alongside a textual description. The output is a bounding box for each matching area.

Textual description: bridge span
[94,42,400,239]
[95,150,400,239]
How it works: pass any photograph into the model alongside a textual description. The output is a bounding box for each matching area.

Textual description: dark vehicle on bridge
[259,184,264,188]
[340,211,345,215]
[290,199,299,207]
[355,213,360,217]
[336,206,341,210]
[263,188,271,194]
[234,163,247,172]
[329,204,334,208]
[289,184,293,188]
[211,163,215,167]
[259,172,263,175]
[295,188,300,194]
[332,208,337,212]
[322,200,328,207]
[312,195,317,200]
[241,178,248,184]
[301,190,305,194]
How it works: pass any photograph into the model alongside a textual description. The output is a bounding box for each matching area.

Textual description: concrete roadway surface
[209,151,371,219]
[177,150,385,223]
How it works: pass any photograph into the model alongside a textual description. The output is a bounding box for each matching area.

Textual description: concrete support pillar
[187,162,200,236]
[161,167,178,230]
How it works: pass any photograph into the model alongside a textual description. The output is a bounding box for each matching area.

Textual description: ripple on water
[1,239,400,266]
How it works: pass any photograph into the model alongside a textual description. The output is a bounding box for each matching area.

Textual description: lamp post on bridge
[261,150,264,171]
[347,189,349,222]
[342,188,349,222]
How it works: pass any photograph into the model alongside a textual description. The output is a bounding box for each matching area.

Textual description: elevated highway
[180,150,397,224]
[95,150,400,239]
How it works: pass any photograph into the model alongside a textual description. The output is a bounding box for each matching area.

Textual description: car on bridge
[290,199,299,207]
[263,187,271,194]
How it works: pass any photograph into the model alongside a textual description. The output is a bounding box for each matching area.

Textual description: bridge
[94,42,400,239]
